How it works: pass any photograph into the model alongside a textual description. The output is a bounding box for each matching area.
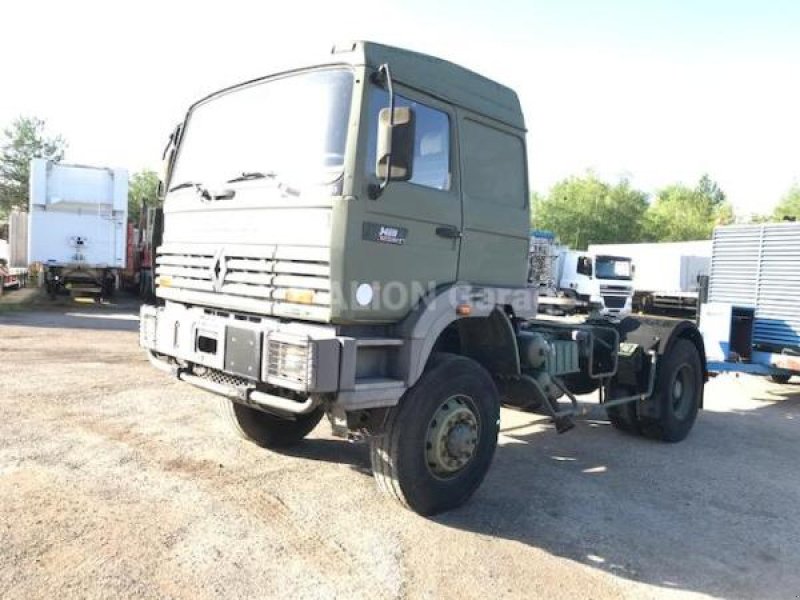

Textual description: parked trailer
[121,206,163,299]
[589,241,711,314]
[700,223,800,383]
[0,241,21,291]
[28,159,128,299]
[7,210,28,268]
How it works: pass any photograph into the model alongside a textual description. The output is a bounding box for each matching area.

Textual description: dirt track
[2,303,800,599]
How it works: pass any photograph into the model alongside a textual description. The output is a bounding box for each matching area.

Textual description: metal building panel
[708,223,800,351]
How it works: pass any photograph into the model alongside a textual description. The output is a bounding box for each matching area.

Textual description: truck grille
[602,295,627,309]
[155,243,331,322]
[600,285,631,310]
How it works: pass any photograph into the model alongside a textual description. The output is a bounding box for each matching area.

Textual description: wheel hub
[426,396,479,477]
[671,364,693,419]
[673,378,684,400]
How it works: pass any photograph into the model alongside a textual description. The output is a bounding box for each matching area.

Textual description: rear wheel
[370,354,500,516]
[606,386,640,435]
[770,374,792,384]
[640,339,702,442]
[218,398,323,448]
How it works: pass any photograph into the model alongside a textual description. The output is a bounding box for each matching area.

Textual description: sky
[1,0,798,215]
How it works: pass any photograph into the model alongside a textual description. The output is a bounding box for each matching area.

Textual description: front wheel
[770,374,792,385]
[640,339,703,442]
[369,354,500,516]
[218,398,323,448]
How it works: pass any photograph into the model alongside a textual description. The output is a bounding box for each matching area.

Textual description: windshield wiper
[169,181,204,192]
[168,180,222,201]
[226,171,277,183]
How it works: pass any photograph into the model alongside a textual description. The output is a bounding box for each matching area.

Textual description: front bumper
[139,303,341,395]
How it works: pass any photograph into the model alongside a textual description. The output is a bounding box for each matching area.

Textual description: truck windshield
[169,68,353,194]
[595,256,632,280]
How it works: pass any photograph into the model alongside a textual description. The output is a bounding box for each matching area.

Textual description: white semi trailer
[28,159,128,298]
[589,241,711,314]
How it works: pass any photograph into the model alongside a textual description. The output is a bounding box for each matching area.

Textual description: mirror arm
[160,122,183,199]
[368,63,394,200]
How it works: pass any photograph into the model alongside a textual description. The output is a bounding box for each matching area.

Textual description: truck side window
[366,88,451,191]
[461,119,525,208]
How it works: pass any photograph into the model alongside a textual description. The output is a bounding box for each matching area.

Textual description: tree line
[532,172,799,249]
[1,115,798,244]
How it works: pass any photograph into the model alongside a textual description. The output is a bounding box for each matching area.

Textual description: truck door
[355,85,461,320]
[456,112,530,287]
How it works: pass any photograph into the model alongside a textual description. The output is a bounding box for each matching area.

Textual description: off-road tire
[369,353,500,516]
[770,374,792,385]
[606,386,640,435]
[218,398,323,448]
[639,339,702,442]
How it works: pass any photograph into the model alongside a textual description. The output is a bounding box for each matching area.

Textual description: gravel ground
[1,302,799,599]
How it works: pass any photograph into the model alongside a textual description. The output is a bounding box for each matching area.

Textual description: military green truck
[140,41,706,515]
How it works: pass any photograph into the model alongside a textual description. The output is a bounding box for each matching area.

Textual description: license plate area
[225,326,262,380]
[197,334,218,355]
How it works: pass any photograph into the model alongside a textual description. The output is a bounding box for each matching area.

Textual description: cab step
[337,377,407,410]
[355,337,404,347]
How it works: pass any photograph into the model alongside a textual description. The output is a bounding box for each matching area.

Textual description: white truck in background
[589,241,711,315]
[28,159,128,299]
[530,231,634,316]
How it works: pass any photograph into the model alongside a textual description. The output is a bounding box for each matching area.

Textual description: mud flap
[612,315,707,417]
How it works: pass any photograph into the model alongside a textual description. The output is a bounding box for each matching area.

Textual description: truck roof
[334,41,525,130]
[194,41,525,132]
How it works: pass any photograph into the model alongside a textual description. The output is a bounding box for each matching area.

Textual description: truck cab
[557,250,634,315]
[141,41,706,515]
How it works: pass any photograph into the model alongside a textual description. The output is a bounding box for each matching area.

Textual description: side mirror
[375,106,415,183]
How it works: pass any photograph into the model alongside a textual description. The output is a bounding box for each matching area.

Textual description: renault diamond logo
[210,249,227,292]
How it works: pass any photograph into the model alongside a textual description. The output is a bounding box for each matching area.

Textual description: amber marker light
[285,288,315,305]
[456,304,473,316]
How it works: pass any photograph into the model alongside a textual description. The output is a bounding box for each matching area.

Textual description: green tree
[644,175,733,241]
[772,184,800,222]
[0,116,66,216]
[696,173,727,206]
[128,169,160,222]
[532,173,648,249]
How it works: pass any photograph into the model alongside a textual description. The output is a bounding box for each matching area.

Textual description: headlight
[262,333,340,393]
[264,333,313,391]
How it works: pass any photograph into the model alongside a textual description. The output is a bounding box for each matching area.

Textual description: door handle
[436,225,462,239]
